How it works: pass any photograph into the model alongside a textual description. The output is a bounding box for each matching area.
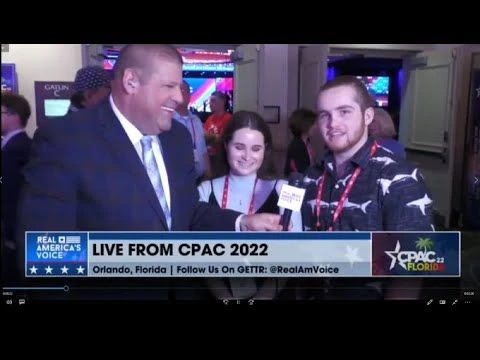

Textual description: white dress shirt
[109,95,171,210]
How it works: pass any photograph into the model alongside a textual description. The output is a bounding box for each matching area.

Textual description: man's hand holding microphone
[239,172,305,231]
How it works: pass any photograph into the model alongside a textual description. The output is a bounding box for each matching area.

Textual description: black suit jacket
[1,131,32,242]
[18,99,240,234]
[17,100,242,300]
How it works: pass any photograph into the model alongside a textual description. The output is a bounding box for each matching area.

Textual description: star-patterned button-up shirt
[301,137,435,232]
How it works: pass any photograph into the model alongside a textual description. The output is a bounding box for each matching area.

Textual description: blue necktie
[140,136,171,229]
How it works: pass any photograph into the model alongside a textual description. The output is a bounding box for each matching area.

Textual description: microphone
[277,172,306,231]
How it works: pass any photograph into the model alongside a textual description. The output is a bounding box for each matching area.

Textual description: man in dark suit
[1,92,32,283]
[17,44,283,300]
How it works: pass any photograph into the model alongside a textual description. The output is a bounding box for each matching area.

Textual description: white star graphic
[45,266,53,274]
[29,265,38,274]
[385,241,404,270]
[61,265,69,274]
[476,86,480,98]
[344,246,362,267]
[76,265,85,274]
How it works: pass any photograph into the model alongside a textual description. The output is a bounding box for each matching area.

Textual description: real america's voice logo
[385,237,445,272]
[36,235,82,259]
[26,233,88,276]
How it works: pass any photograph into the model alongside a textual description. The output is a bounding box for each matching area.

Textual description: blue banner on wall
[34,81,75,128]
[1,63,17,93]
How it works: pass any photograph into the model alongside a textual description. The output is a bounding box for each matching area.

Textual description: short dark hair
[211,91,227,103]
[288,108,317,137]
[113,44,183,83]
[1,92,31,127]
[217,110,277,179]
[319,75,374,112]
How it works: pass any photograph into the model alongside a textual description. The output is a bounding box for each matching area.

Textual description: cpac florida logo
[385,237,445,272]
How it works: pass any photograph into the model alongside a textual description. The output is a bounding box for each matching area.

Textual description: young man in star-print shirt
[298,75,434,300]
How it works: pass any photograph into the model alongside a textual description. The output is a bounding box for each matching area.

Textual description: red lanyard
[315,142,378,231]
[221,175,258,215]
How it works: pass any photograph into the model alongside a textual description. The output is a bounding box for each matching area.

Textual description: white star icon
[29,265,38,274]
[61,265,69,274]
[76,265,85,274]
[45,266,53,274]
[385,241,405,270]
[344,246,363,267]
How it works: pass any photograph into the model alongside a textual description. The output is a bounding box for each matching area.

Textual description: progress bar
[3,286,70,291]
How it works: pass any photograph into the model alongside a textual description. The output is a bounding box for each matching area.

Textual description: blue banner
[1,63,17,93]
[24,231,460,278]
[26,232,88,277]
